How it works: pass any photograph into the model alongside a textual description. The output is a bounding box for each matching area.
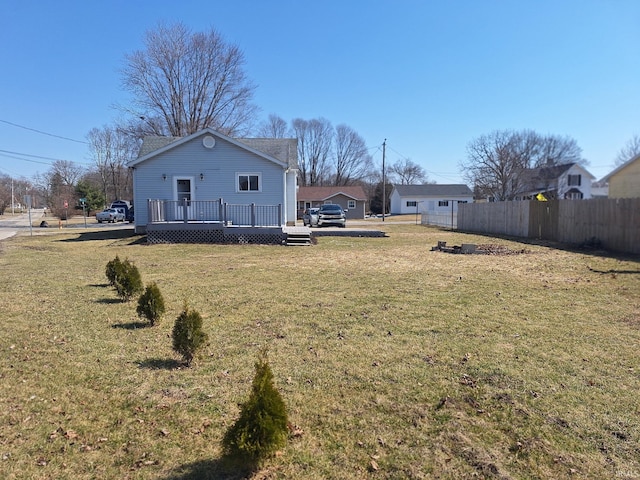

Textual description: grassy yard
[0,225,638,479]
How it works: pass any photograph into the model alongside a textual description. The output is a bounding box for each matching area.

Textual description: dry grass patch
[0,225,638,479]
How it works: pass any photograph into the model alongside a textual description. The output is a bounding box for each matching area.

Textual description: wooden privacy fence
[458,198,640,255]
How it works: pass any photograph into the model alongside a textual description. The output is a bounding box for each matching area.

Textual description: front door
[174,177,195,220]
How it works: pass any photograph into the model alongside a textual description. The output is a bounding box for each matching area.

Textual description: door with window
[174,177,195,220]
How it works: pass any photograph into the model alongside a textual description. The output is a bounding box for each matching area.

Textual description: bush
[105,255,124,286]
[222,350,288,465]
[136,282,165,326]
[172,303,208,366]
[113,258,143,301]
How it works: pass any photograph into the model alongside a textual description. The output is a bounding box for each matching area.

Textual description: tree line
[4,21,640,217]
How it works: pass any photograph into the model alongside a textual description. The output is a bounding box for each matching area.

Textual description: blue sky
[1,0,638,184]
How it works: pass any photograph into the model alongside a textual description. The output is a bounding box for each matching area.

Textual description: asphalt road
[0,209,133,241]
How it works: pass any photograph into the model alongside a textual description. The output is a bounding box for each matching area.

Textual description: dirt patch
[476,244,530,255]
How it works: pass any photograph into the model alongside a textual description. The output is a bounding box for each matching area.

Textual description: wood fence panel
[458,198,640,254]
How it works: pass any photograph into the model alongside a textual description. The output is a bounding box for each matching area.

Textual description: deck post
[182,198,188,224]
[251,203,256,227]
[278,204,282,226]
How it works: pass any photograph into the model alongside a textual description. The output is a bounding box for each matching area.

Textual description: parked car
[302,207,319,226]
[316,204,346,227]
[110,200,134,223]
[96,208,125,223]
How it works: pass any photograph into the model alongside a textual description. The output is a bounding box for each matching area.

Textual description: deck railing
[148,199,283,227]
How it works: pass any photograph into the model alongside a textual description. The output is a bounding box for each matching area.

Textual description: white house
[127,128,298,238]
[390,184,474,215]
[518,163,595,200]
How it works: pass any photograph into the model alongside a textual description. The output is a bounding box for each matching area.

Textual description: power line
[0,119,89,145]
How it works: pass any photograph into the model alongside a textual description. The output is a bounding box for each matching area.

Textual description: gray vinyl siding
[133,136,286,227]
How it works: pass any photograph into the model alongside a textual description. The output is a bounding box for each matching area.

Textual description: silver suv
[316,204,346,227]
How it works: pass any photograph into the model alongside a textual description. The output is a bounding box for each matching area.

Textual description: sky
[1,0,638,185]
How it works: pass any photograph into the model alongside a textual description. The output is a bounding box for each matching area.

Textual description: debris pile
[432,241,528,255]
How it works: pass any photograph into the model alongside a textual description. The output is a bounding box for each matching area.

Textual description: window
[406,201,417,207]
[568,174,581,186]
[237,173,260,192]
[438,200,449,207]
[347,200,356,209]
[566,191,583,200]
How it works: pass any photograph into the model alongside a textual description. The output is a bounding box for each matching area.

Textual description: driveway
[0,209,45,240]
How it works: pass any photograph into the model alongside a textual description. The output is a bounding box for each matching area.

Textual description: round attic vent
[203,135,216,148]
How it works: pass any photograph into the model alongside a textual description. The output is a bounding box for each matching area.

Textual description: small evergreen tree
[222,350,288,464]
[172,303,208,366]
[136,282,165,326]
[114,258,143,301]
[105,255,124,286]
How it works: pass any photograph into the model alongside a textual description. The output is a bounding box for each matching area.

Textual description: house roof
[392,184,473,197]
[298,186,367,201]
[129,128,298,169]
[519,163,595,193]
[599,153,640,183]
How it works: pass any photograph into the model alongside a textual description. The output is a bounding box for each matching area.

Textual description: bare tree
[331,124,373,186]
[614,134,640,166]
[121,21,258,137]
[461,130,585,201]
[461,130,528,201]
[388,158,427,185]
[87,126,137,204]
[292,118,333,186]
[257,114,289,138]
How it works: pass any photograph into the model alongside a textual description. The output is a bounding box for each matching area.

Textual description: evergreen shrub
[222,350,288,464]
[172,303,208,366]
[136,282,165,326]
[113,258,143,301]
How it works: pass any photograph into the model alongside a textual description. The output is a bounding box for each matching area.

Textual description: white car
[96,208,125,223]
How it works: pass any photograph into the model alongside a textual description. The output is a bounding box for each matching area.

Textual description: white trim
[173,176,196,202]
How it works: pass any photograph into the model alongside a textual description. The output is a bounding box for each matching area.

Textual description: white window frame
[406,201,417,207]
[347,200,356,209]
[438,200,449,207]
[173,176,195,203]
[236,172,261,192]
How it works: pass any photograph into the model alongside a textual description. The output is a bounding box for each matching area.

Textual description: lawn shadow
[57,228,146,244]
[90,283,110,288]
[112,321,149,330]
[98,298,122,305]
[162,457,258,480]
[137,358,183,370]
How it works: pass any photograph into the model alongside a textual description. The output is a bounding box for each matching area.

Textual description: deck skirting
[146,223,288,245]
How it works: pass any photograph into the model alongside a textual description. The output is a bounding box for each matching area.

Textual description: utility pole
[382,139,386,222]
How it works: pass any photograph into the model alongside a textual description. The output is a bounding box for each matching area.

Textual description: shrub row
[103,256,288,466]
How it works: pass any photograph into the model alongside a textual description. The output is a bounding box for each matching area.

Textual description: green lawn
[1,225,638,479]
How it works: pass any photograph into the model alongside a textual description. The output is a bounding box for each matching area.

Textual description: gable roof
[392,184,473,197]
[599,154,640,183]
[298,186,367,201]
[128,128,297,169]
[519,163,594,192]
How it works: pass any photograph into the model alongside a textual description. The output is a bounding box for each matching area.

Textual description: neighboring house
[599,154,640,198]
[297,186,367,219]
[390,184,474,215]
[517,163,595,200]
[127,128,298,235]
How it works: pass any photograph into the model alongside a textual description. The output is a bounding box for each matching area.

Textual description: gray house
[390,184,474,215]
[127,128,298,241]
[297,186,368,219]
